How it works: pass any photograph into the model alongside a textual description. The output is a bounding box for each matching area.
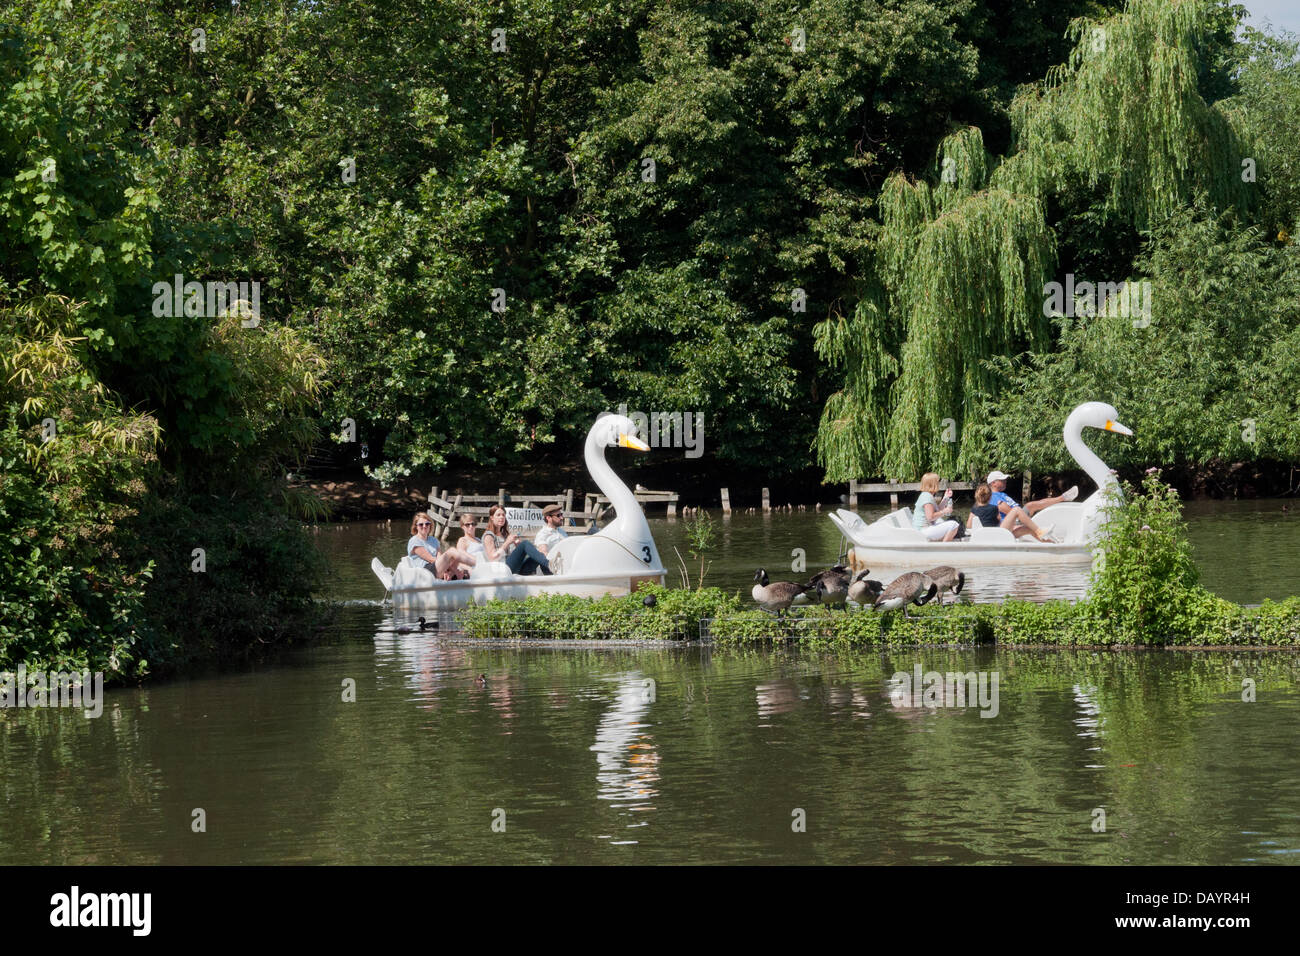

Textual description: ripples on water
[4,603,1298,865]
[4,504,1299,865]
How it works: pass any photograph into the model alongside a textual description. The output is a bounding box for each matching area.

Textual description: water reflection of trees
[3,641,1297,863]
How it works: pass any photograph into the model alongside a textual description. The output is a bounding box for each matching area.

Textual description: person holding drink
[912,472,961,541]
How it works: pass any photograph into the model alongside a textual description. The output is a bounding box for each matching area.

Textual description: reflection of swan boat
[832,402,1132,568]
[371,415,667,610]
[591,673,659,807]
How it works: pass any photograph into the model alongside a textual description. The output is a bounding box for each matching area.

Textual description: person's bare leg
[1024,495,1065,516]
[943,524,959,541]
[1002,507,1044,538]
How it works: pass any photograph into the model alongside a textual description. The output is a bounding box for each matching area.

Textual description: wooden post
[441,494,463,542]
[721,487,731,514]
[762,487,771,513]
[848,481,858,510]
[1022,471,1032,503]
[498,487,506,506]
[667,492,677,517]
[889,480,899,510]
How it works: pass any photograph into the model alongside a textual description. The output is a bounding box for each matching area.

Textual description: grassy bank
[456,585,1300,647]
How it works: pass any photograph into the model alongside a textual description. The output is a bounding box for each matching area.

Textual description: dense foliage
[815,0,1299,481]
[2,0,1298,677]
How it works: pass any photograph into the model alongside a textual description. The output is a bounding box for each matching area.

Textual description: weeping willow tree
[815,0,1254,482]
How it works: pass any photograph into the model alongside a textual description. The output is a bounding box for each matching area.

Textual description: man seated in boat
[986,470,1077,532]
[407,513,473,580]
[968,483,1055,542]
[482,504,552,575]
[534,503,568,556]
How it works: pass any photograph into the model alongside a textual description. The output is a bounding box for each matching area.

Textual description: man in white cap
[986,471,1078,528]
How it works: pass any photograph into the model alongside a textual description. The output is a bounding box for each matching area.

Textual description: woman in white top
[482,504,552,575]
[456,515,486,559]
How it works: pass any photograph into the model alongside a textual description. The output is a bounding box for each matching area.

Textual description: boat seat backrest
[968,513,1016,544]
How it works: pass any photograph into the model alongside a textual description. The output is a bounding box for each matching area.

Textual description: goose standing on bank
[846,570,884,608]
[752,568,812,616]
[808,565,851,610]
[921,566,966,606]
[873,572,938,612]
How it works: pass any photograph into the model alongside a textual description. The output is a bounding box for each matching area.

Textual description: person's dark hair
[974,483,991,505]
[486,504,510,540]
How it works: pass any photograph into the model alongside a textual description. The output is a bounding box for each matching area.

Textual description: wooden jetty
[427,485,678,541]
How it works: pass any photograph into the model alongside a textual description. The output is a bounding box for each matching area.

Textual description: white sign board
[505,507,545,529]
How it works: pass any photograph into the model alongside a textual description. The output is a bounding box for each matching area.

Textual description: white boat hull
[382,561,665,611]
[849,541,1093,568]
[831,507,1096,569]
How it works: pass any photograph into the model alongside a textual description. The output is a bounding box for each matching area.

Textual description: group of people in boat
[912,470,1078,543]
[405,503,573,581]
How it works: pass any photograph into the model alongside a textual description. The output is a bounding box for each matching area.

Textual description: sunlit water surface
[3,504,1299,864]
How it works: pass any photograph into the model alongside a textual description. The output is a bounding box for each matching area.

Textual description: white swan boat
[371,415,667,610]
[832,402,1132,568]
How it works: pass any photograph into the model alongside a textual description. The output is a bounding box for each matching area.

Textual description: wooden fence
[427,485,678,541]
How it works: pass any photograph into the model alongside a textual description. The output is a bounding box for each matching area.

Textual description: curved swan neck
[586,426,641,535]
[1065,410,1115,494]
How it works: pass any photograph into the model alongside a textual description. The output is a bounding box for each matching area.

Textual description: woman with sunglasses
[407,513,473,580]
[482,504,552,575]
[456,515,486,560]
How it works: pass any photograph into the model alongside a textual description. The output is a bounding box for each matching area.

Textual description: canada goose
[808,565,851,609]
[395,616,432,634]
[847,570,884,607]
[921,566,966,605]
[752,568,812,616]
[873,572,938,612]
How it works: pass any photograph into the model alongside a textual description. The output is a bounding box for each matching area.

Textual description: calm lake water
[3,505,1299,864]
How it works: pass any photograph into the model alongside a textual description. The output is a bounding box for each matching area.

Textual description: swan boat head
[1045,401,1133,545]
[551,414,665,576]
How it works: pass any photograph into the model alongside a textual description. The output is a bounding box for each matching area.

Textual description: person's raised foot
[1034,522,1057,543]
[1061,486,1079,502]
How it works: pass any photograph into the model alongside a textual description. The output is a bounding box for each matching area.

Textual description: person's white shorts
[921,519,960,540]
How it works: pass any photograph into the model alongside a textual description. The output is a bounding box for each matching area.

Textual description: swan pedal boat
[371,415,667,611]
[832,402,1132,569]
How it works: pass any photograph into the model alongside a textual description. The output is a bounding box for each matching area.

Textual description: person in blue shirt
[968,482,1055,541]
[986,470,1077,538]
